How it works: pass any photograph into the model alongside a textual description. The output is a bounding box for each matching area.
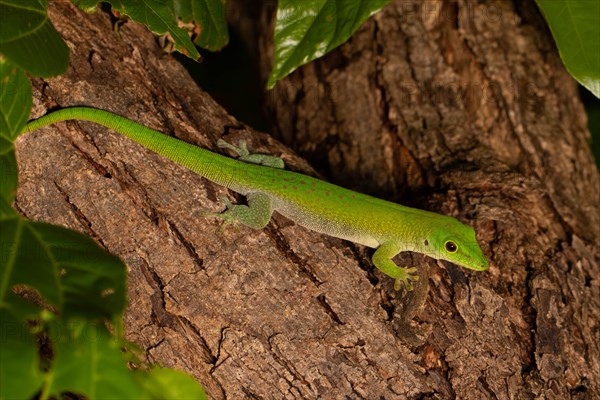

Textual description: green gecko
[22,107,489,290]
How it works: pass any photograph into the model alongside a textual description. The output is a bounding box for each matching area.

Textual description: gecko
[22,107,489,290]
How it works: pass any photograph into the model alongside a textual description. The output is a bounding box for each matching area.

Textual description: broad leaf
[536,0,600,98]
[111,0,201,60]
[0,215,127,322]
[0,195,17,218]
[76,0,228,52]
[0,138,17,203]
[47,321,145,399]
[0,0,47,41]
[0,309,44,400]
[0,0,69,77]
[71,0,101,12]
[0,60,30,202]
[138,367,208,400]
[174,0,229,51]
[0,60,32,141]
[268,0,390,88]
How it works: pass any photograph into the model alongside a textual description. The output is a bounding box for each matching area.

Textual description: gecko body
[22,107,489,290]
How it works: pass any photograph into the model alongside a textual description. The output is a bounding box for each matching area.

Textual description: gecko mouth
[453,253,489,271]
[466,258,489,271]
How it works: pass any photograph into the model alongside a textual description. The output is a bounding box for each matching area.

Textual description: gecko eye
[445,241,458,253]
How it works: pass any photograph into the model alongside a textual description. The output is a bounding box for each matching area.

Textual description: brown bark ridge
[15,2,599,400]
[232,0,600,398]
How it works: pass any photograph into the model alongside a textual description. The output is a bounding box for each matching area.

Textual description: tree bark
[15,1,599,400]
[230,0,600,398]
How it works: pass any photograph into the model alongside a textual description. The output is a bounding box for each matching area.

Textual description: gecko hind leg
[217,139,285,169]
[206,192,274,230]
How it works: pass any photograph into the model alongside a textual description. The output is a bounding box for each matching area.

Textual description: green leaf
[3,289,42,319]
[0,59,30,202]
[0,60,32,141]
[0,0,69,77]
[536,0,600,98]
[109,0,201,60]
[174,0,229,51]
[267,0,390,88]
[73,1,205,57]
[0,195,17,218]
[71,0,101,13]
[0,309,44,400]
[46,321,146,399]
[0,215,60,307]
[0,140,18,203]
[138,367,208,400]
[0,0,47,41]
[0,215,127,322]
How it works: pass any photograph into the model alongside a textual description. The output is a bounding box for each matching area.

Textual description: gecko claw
[200,210,239,233]
[393,267,420,291]
[217,138,249,157]
[195,196,240,233]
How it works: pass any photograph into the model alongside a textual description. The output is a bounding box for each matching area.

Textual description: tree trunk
[16,1,599,400]
[230,0,600,398]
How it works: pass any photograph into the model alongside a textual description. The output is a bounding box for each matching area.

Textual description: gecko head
[426,220,489,271]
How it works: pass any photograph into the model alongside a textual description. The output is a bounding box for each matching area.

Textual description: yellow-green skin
[23,107,489,290]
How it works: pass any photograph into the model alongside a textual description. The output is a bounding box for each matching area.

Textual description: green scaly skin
[21,107,489,290]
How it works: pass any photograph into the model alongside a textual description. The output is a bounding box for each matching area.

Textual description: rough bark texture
[15,1,599,400]
[230,0,600,398]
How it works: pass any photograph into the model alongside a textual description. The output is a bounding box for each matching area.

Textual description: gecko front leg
[372,242,420,291]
